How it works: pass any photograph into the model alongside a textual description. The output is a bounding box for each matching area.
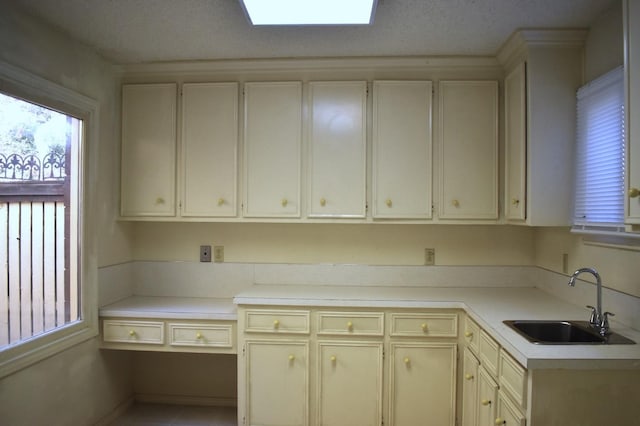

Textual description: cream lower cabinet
[317,341,383,426]
[245,340,309,426]
[389,342,456,426]
[461,317,527,426]
[238,307,458,426]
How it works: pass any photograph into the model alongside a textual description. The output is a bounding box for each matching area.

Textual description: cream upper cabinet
[372,81,433,219]
[504,63,527,221]
[316,341,383,426]
[438,81,498,220]
[499,30,585,226]
[307,81,367,218]
[389,342,457,426]
[625,0,640,225]
[121,83,176,217]
[243,82,302,218]
[181,83,238,217]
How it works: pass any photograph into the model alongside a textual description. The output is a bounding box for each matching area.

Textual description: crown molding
[497,29,588,70]
[115,55,502,77]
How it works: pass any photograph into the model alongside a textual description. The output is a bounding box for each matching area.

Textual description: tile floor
[108,403,237,426]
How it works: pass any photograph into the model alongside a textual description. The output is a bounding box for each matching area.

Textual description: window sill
[571,226,640,251]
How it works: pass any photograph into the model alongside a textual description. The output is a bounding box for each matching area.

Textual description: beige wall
[0,2,133,424]
[133,223,535,266]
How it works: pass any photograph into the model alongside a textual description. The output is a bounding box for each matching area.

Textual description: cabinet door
[121,83,176,217]
[317,341,383,426]
[625,0,640,223]
[373,81,433,219]
[495,390,526,426]
[244,340,309,426]
[181,83,238,217]
[439,81,498,220]
[504,63,527,221]
[389,342,457,426]
[244,82,302,217]
[308,81,367,218]
[461,348,480,426]
[477,366,499,426]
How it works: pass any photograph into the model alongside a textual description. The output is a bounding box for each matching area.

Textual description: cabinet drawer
[479,329,500,378]
[496,390,526,426]
[389,313,458,337]
[499,349,527,409]
[463,317,481,354]
[103,320,164,345]
[245,309,310,334]
[169,322,234,348]
[317,311,384,336]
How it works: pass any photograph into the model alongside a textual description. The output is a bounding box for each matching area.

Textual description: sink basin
[503,320,635,345]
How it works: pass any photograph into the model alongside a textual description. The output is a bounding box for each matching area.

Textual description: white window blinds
[574,66,625,231]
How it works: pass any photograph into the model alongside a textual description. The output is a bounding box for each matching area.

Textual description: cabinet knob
[155,197,165,205]
[217,198,225,206]
[281,198,288,207]
[273,319,280,328]
[385,199,392,208]
[196,332,203,339]
[464,331,473,338]
[128,330,136,336]
[481,399,491,406]
[320,198,326,206]
[403,357,410,365]
[288,354,295,361]
[511,198,520,205]
[495,418,505,425]
[465,373,474,381]
[330,355,337,362]
[421,323,428,331]
[346,321,353,330]
[630,187,640,198]
[452,199,460,208]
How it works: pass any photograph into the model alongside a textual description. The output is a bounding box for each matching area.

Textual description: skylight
[240,0,377,26]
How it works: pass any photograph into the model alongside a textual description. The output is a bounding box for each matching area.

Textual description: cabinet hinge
[242,416,246,425]
[242,344,246,357]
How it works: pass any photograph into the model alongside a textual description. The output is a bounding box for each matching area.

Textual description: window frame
[0,60,98,378]
[571,66,640,246]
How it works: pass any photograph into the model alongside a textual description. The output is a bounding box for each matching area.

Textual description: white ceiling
[12,0,616,64]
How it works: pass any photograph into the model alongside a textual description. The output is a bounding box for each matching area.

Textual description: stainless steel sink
[503,320,636,345]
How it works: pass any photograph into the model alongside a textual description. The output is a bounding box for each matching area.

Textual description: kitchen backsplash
[98,261,640,331]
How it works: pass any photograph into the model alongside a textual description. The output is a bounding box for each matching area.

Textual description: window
[573,66,626,234]
[1,92,80,348]
[0,60,98,377]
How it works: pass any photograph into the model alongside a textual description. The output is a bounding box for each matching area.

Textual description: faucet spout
[568,267,604,331]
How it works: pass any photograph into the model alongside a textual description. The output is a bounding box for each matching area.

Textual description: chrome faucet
[568,267,614,335]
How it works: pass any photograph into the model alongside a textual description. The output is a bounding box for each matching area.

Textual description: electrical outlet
[214,246,224,263]
[200,245,212,262]
[425,248,435,266]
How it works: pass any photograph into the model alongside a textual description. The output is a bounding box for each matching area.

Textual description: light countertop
[99,296,236,321]
[234,285,640,370]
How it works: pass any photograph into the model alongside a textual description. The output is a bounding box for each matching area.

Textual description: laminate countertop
[234,285,640,370]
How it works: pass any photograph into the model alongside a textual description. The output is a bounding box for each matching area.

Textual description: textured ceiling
[10,0,616,64]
